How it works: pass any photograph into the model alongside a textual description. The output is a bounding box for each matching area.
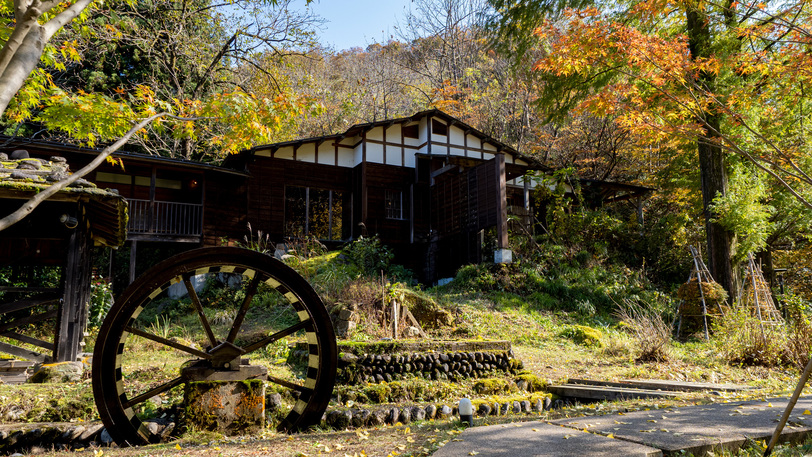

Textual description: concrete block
[494,249,513,264]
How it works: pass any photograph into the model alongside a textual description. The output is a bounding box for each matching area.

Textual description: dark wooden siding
[202,172,248,246]
[361,163,413,245]
[247,157,353,240]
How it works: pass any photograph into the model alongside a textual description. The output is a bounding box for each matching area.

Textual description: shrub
[342,236,394,277]
[784,316,812,371]
[88,276,113,328]
[714,307,787,367]
[615,299,672,362]
[559,325,603,348]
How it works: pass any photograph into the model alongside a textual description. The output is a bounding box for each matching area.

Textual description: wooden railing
[127,199,203,238]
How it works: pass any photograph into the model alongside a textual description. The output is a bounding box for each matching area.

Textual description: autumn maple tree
[0,0,315,230]
[490,0,812,294]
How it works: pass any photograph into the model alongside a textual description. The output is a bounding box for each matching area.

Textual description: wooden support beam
[0,308,58,333]
[1,331,54,351]
[0,341,48,362]
[0,294,60,315]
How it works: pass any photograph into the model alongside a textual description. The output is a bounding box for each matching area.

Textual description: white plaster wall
[449,124,465,145]
[318,142,335,165]
[404,136,421,148]
[367,142,384,164]
[298,143,316,163]
[516,159,527,166]
[467,135,481,150]
[255,149,271,158]
[338,148,354,167]
[483,152,495,160]
[484,142,497,152]
[432,144,448,155]
[405,149,416,168]
[388,146,404,166]
[388,124,402,141]
[449,147,466,157]
[368,126,384,142]
[276,146,294,160]
[354,144,363,166]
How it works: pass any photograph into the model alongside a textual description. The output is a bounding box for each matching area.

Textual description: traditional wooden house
[0,138,250,283]
[2,109,651,286]
[227,109,552,281]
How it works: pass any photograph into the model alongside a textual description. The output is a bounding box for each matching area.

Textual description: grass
[3,241,812,456]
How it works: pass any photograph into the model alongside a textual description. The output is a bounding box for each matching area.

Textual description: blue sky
[294,0,414,51]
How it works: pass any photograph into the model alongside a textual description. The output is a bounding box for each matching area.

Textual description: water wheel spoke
[184,276,218,348]
[267,374,312,393]
[241,318,311,354]
[226,274,261,344]
[125,326,211,359]
[122,376,185,409]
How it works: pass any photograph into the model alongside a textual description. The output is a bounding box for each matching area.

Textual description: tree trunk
[698,121,736,296]
[0,27,45,115]
[688,4,736,297]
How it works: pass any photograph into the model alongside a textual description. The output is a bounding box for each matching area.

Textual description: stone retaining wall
[291,340,522,385]
[321,395,554,430]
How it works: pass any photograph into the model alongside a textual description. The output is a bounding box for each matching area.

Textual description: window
[285,187,345,240]
[386,190,404,220]
[402,124,419,139]
[431,119,448,136]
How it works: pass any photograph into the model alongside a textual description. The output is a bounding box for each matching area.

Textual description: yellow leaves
[105,156,125,170]
[355,430,370,441]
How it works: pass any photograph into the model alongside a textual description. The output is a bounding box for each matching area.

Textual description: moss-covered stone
[473,378,510,395]
[362,383,392,403]
[559,325,604,348]
[514,373,546,392]
[395,288,455,329]
[184,380,265,435]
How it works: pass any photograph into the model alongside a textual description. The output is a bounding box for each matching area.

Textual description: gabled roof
[245,109,548,170]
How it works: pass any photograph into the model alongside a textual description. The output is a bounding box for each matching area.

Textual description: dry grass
[614,299,672,363]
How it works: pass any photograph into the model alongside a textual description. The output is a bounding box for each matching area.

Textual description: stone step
[547,384,685,401]
[567,378,754,393]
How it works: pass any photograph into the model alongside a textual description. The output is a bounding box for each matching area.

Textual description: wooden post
[392,299,399,339]
[495,154,507,250]
[129,240,138,284]
[494,154,511,263]
[55,211,92,362]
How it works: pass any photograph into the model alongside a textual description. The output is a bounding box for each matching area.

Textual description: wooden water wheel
[92,247,337,446]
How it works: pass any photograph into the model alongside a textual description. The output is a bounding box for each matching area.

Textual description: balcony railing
[127,199,203,238]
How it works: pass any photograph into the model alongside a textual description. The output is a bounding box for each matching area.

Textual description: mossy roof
[0,155,128,248]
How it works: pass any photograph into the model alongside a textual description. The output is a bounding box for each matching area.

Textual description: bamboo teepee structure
[737,253,783,330]
[675,246,727,339]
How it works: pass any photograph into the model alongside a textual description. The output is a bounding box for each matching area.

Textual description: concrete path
[432,396,812,457]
